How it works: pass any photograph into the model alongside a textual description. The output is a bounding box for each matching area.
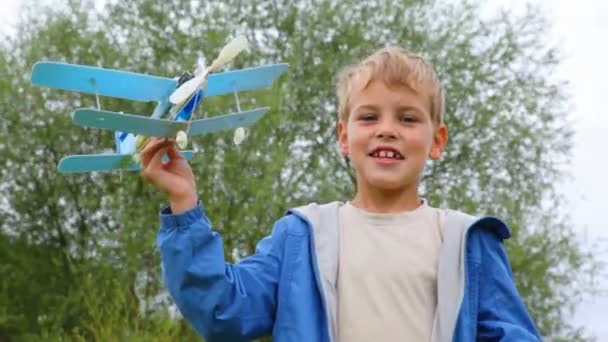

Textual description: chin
[366,176,413,192]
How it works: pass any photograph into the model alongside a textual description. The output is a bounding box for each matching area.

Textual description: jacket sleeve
[476,229,542,341]
[156,202,285,341]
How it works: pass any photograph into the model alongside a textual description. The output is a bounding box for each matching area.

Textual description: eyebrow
[353,104,425,114]
[352,104,380,112]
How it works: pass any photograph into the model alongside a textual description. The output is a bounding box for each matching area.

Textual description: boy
[141,47,541,341]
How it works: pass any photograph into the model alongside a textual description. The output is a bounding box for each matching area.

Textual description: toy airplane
[31,36,288,173]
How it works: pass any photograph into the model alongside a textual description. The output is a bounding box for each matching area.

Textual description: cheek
[346,124,362,145]
[349,131,369,155]
[407,132,434,155]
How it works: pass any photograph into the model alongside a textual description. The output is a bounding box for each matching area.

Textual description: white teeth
[370,150,403,160]
[372,150,402,159]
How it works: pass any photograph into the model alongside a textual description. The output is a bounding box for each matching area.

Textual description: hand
[140,137,198,213]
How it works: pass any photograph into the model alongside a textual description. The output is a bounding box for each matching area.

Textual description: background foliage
[0,0,600,340]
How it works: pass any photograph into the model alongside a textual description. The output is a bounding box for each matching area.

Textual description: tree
[0,0,600,340]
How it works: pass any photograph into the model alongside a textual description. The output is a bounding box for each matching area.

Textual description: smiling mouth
[369,149,404,160]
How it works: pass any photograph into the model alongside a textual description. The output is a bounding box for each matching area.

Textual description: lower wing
[57,151,194,173]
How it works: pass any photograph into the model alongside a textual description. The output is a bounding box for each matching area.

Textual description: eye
[400,114,418,123]
[360,112,377,121]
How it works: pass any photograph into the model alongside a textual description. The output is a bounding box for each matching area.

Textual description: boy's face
[338,80,447,193]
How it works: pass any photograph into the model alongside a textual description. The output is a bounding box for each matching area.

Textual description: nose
[376,117,397,140]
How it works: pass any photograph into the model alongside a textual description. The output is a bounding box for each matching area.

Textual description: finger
[166,141,185,162]
[139,137,169,168]
[140,136,166,152]
[142,145,170,181]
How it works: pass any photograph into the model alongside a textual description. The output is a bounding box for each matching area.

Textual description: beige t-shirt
[337,200,445,342]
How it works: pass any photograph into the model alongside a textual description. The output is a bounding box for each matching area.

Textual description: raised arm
[157,204,284,340]
[140,138,282,340]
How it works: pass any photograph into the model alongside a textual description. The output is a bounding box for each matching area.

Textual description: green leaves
[0,0,600,340]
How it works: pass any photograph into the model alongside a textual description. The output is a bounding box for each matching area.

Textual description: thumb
[166,142,185,162]
[142,145,170,183]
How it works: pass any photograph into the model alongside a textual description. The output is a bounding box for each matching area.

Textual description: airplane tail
[115,131,136,154]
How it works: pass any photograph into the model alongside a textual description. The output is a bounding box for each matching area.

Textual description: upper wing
[204,63,288,97]
[31,62,175,102]
[32,62,288,102]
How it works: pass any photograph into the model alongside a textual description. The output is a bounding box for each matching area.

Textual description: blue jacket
[157,201,540,341]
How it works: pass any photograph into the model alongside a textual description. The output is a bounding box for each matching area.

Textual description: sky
[1,0,607,339]
[498,1,608,340]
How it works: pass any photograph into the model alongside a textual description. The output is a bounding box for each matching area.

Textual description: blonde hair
[336,46,444,125]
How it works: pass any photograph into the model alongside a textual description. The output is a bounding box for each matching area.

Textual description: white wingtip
[233,127,247,145]
[176,130,188,149]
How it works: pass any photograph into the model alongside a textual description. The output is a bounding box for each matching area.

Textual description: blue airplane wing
[204,63,288,97]
[71,107,270,137]
[187,108,269,136]
[31,62,288,101]
[57,151,194,173]
[31,62,175,102]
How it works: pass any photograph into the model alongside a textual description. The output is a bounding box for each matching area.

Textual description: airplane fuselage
[116,89,204,154]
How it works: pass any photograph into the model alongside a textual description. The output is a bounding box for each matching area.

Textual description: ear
[337,120,349,156]
[429,123,448,160]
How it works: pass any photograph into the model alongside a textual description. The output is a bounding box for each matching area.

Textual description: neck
[351,183,421,214]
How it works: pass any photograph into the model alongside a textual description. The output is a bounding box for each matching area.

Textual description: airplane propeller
[134,36,250,154]
[169,36,249,106]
